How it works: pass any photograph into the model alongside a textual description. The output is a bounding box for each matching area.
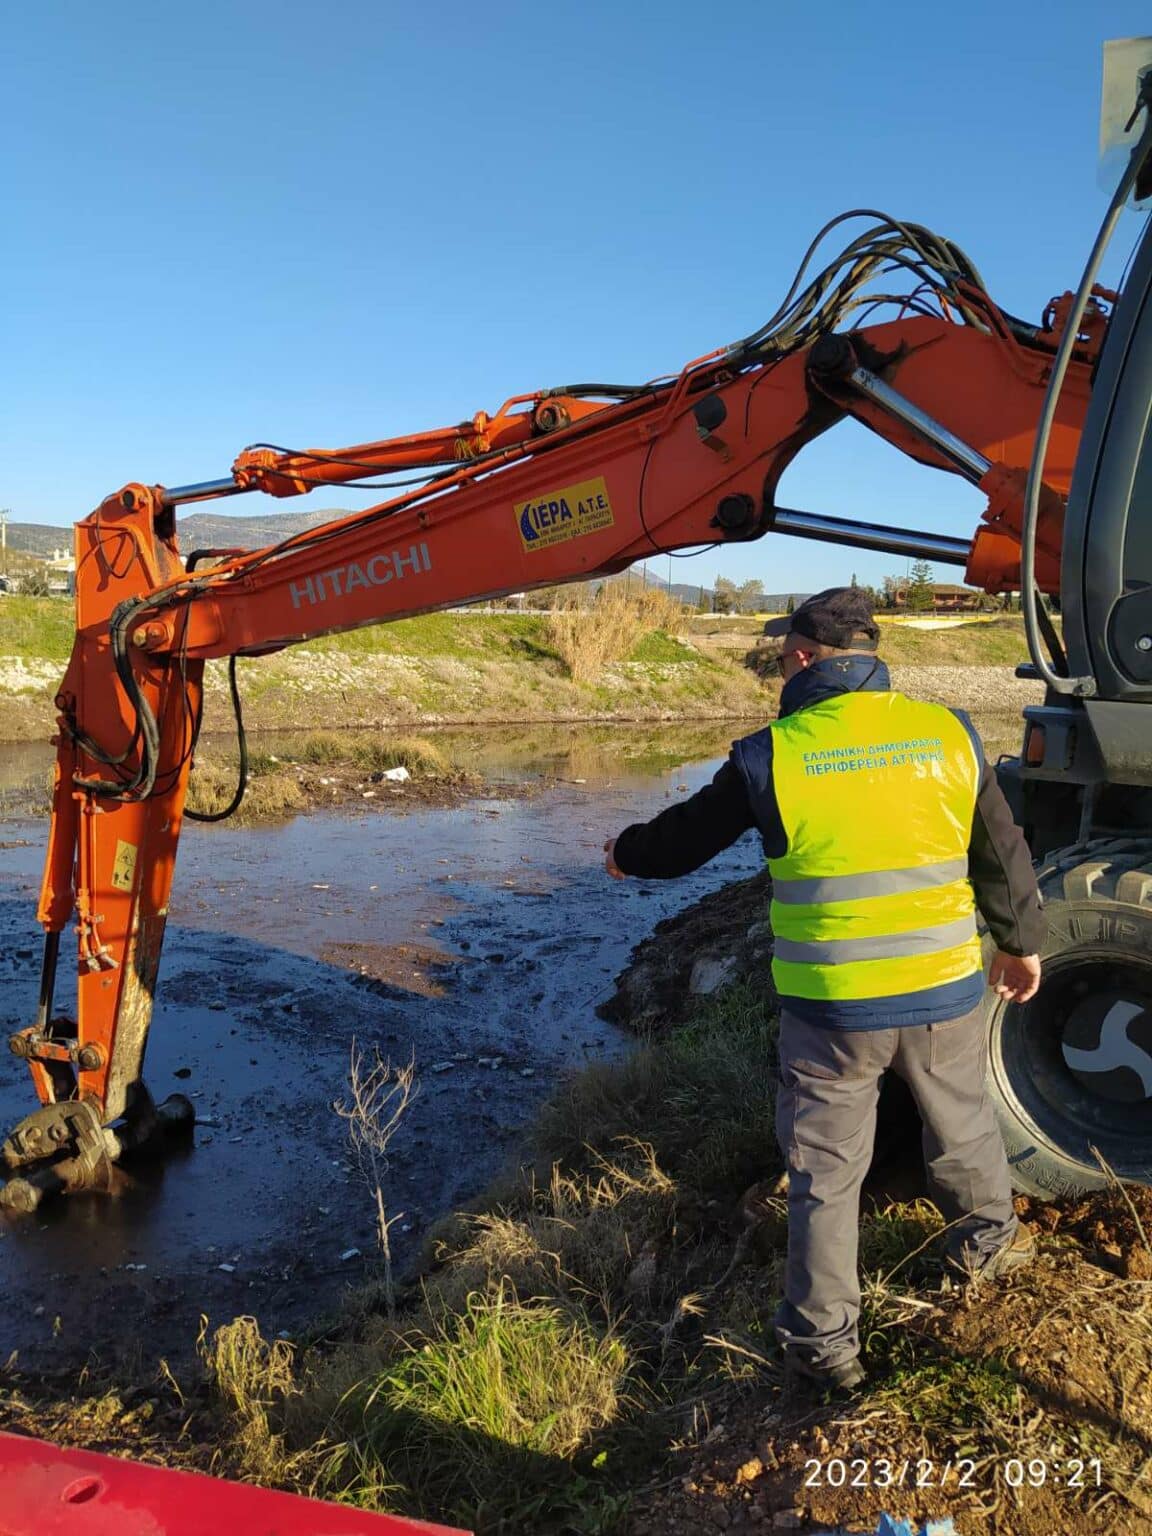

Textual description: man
[605,587,1044,1391]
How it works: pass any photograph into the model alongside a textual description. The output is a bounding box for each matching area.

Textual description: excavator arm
[0,213,1111,1210]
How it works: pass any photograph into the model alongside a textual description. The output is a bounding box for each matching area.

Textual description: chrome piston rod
[162,478,253,507]
[843,366,992,484]
[768,506,970,566]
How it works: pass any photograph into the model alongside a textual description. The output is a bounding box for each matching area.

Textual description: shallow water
[0,722,762,1369]
[0,707,1027,1369]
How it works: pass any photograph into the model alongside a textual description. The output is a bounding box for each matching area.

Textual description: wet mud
[0,726,763,1371]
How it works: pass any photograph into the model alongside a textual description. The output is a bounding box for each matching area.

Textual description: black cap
[761,587,880,651]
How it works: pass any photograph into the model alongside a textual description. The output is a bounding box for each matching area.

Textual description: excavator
[3,51,1152,1221]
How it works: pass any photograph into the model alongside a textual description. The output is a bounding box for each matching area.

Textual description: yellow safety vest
[768,692,982,1003]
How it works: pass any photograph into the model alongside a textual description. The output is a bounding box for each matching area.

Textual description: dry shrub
[425,1143,676,1321]
[295,729,454,777]
[297,730,346,764]
[334,1045,418,1319]
[201,1315,303,1484]
[545,584,689,684]
[350,735,452,777]
[184,758,305,821]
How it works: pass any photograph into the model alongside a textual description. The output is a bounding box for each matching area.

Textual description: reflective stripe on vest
[771,856,970,905]
[767,692,982,1004]
[773,914,978,965]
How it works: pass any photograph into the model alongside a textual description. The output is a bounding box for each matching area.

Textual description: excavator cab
[980,53,1152,1196]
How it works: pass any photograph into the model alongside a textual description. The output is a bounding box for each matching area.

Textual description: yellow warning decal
[111,839,138,892]
[515,476,614,553]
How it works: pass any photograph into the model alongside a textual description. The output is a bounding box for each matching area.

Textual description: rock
[771,1514,803,1530]
[340,1248,362,1262]
[688,954,740,995]
[430,1061,456,1073]
[218,1263,236,1274]
[735,1457,764,1484]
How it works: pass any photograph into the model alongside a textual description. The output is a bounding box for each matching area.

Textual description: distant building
[45,548,76,597]
[890,581,982,613]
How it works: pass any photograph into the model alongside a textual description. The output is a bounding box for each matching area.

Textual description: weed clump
[201,1316,303,1485]
[545,585,689,684]
[184,758,305,821]
[316,1286,629,1522]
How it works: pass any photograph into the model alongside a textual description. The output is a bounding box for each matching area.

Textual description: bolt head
[1137,635,1152,653]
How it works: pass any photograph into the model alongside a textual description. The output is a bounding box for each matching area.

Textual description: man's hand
[989,951,1042,1004]
[604,838,627,881]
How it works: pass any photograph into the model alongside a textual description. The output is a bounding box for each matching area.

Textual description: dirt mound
[627,1244,1152,1536]
[598,867,775,1032]
[1017,1185,1152,1280]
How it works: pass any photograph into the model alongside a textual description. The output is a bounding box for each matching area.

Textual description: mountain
[4,522,73,558]
[4,508,352,560]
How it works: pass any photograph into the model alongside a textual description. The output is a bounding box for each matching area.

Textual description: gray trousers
[774,1004,1016,1369]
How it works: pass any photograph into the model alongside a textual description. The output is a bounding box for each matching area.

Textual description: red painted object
[0,1432,471,1535]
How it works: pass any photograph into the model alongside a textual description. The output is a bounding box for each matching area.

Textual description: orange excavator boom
[0,212,1110,1210]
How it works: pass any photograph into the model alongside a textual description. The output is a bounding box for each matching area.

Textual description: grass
[690,612,1039,669]
[302,612,560,661]
[531,982,779,1209]
[2,600,766,742]
[314,1287,630,1525]
[196,989,782,1527]
[184,759,306,821]
[188,967,1152,1533]
[0,595,74,660]
[202,1317,302,1485]
[20,957,1152,1531]
[544,588,689,684]
[180,730,468,822]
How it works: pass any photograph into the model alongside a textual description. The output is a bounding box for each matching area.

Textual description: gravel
[889,663,1043,713]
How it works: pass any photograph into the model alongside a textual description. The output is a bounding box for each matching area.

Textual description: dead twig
[334,1042,419,1319]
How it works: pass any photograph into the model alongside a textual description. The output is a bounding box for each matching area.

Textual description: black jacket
[613,658,1046,960]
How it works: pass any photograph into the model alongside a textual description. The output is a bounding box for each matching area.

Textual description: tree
[850,571,858,589]
[881,575,901,610]
[905,561,935,614]
[785,593,796,615]
[713,576,737,615]
[17,569,51,597]
[736,578,765,614]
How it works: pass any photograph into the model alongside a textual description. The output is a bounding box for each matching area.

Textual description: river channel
[0,723,765,1371]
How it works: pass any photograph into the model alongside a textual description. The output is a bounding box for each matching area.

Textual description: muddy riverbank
[0,724,764,1374]
[0,692,1034,1376]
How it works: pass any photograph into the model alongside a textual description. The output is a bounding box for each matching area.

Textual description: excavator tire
[985,837,1152,1197]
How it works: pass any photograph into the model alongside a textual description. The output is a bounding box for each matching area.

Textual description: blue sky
[4,2,1148,595]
